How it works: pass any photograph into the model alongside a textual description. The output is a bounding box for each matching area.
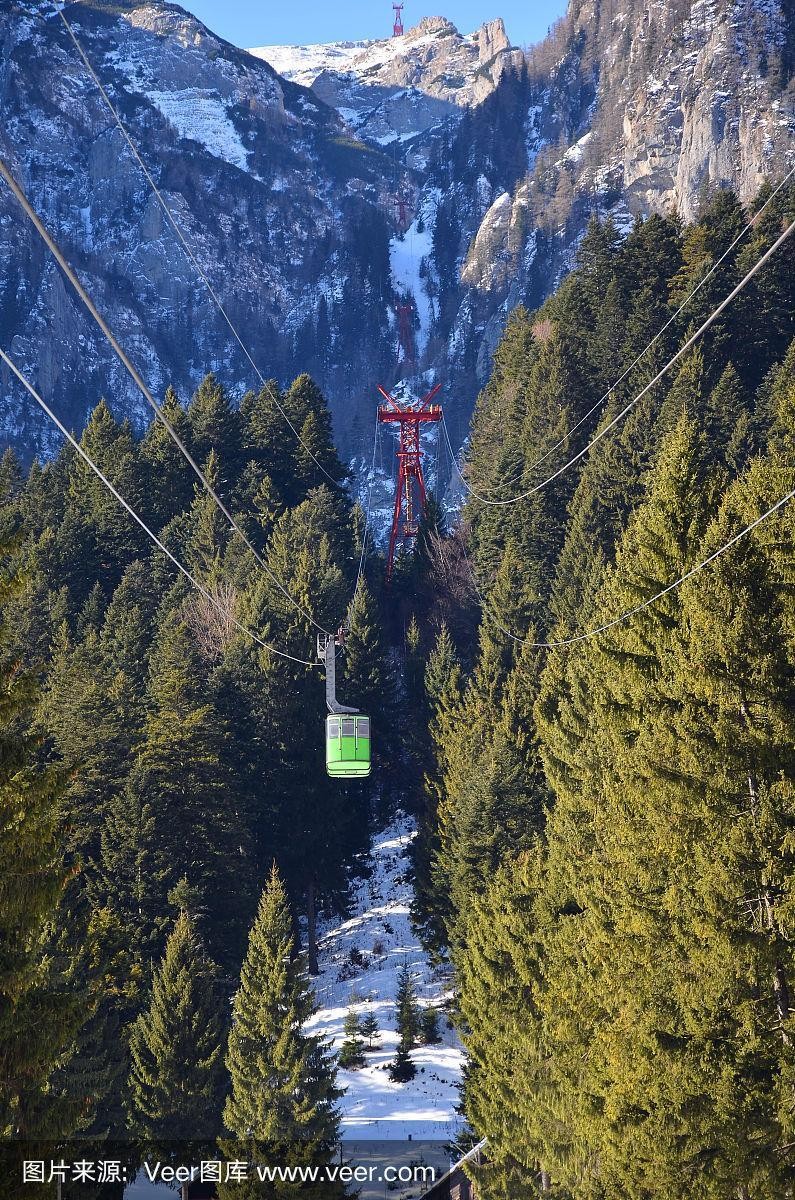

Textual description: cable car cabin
[326,714,371,778]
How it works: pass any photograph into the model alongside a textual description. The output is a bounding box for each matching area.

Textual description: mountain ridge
[1,0,794,493]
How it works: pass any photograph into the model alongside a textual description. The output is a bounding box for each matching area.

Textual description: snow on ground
[248,33,443,89]
[124,814,464,1196]
[563,130,593,164]
[144,89,250,172]
[249,38,401,87]
[389,191,440,358]
[308,814,465,1143]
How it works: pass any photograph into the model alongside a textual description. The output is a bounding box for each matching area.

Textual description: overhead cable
[0,155,332,638]
[52,1,346,493]
[443,433,795,651]
[0,346,316,667]
[447,211,795,506]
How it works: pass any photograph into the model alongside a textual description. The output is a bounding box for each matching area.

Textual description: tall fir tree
[222,866,341,1195]
[100,608,254,974]
[0,531,82,1139]
[128,909,226,1146]
[530,413,727,1196]
[139,385,195,527]
[186,373,242,485]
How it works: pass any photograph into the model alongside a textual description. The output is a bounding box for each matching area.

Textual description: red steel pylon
[377,384,442,580]
[394,191,410,232]
[393,3,404,36]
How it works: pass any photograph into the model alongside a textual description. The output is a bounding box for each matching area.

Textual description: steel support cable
[454,162,795,499]
[52,2,344,493]
[0,346,316,667]
[441,430,795,650]
[347,410,381,627]
[0,156,332,639]
[446,213,795,507]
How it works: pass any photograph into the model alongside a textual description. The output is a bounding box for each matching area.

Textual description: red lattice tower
[395,300,416,371]
[393,3,404,36]
[394,192,410,232]
[377,384,442,580]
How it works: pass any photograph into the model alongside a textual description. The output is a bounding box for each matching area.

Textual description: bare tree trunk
[307,878,319,975]
[540,1168,552,1192]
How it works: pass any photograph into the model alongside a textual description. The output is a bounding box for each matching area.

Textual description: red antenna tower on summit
[377,384,442,580]
[393,3,404,36]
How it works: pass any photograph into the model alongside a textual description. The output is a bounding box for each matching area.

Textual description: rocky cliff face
[251,17,523,156]
[1,0,793,495]
[0,0,397,464]
[432,0,795,433]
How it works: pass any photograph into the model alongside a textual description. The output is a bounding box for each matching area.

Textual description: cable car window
[328,720,340,738]
[356,717,370,738]
[341,718,355,738]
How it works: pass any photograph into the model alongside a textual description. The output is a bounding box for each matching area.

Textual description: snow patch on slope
[249,31,460,89]
[144,89,250,171]
[307,814,465,1142]
[250,38,402,87]
[389,190,440,358]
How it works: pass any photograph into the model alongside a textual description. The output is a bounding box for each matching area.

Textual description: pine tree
[420,1006,441,1045]
[0,531,80,1138]
[342,579,398,793]
[463,307,536,528]
[139,385,194,526]
[38,621,135,866]
[186,373,241,483]
[703,361,753,474]
[102,608,254,972]
[459,852,558,1198]
[240,382,294,504]
[728,181,795,386]
[601,382,795,1196]
[530,414,727,1196]
[388,1041,416,1084]
[394,962,420,1050]
[0,448,22,509]
[337,1009,367,1069]
[360,1009,380,1050]
[413,623,463,952]
[432,546,543,948]
[186,449,230,581]
[549,348,707,630]
[128,910,226,1146]
[223,866,340,1175]
[342,580,396,729]
[284,374,347,500]
[48,902,133,1141]
[98,767,170,976]
[64,400,145,601]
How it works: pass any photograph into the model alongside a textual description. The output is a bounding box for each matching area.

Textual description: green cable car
[319,633,372,779]
[326,714,371,778]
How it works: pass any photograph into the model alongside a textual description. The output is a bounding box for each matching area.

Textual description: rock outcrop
[0,0,396,463]
[251,17,523,151]
[1,0,793,497]
[434,0,795,428]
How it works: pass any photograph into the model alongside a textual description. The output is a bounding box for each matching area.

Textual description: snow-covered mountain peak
[404,15,460,40]
[249,15,523,148]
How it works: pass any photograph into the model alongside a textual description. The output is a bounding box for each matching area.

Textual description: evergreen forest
[414,181,795,1198]
[3,174,795,1200]
[0,370,397,1195]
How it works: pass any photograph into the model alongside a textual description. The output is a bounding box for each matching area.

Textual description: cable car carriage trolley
[318,631,371,779]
